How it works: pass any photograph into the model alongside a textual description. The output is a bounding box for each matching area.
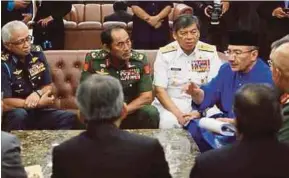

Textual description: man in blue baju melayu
[185,30,274,152]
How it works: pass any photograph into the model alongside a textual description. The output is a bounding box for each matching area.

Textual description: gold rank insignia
[1,53,9,61]
[198,44,215,52]
[31,57,38,63]
[96,69,109,75]
[13,69,23,75]
[160,45,177,54]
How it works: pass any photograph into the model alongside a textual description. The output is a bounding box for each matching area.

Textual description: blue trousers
[186,120,236,152]
[2,108,78,131]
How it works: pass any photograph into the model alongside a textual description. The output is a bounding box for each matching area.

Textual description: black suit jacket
[104,11,132,23]
[190,137,289,178]
[52,123,171,178]
[1,132,27,178]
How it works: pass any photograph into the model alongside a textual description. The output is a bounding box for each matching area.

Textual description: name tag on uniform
[28,62,46,77]
[170,67,181,71]
[192,60,210,72]
[120,69,140,81]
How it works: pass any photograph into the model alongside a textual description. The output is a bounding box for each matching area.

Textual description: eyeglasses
[224,48,257,57]
[8,35,33,45]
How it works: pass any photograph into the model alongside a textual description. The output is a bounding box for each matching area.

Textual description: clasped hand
[25,90,55,108]
[147,15,163,29]
[176,111,200,126]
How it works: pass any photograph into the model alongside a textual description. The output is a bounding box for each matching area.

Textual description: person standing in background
[129,1,173,49]
[104,1,132,24]
[1,0,33,27]
[32,1,72,50]
[258,1,289,62]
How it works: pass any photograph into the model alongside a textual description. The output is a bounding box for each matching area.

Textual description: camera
[210,1,222,25]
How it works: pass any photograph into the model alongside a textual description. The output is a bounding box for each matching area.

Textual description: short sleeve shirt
[1,45,52,99]
[153,40,223,100]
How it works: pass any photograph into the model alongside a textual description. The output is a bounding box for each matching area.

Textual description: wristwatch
[35,90,43,97]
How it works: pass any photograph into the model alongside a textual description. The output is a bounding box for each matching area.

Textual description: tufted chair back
[44,50,158,111]
[44,50,88,110]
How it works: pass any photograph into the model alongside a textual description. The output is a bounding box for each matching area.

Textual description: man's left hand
[216,117,236,125]
[37,16,54,27]
[25,92,41,108]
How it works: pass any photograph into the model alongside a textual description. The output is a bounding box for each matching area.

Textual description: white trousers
[153,98,222,129]
[152,98,193,129]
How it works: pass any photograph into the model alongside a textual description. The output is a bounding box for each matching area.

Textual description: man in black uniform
[1,20,78,131]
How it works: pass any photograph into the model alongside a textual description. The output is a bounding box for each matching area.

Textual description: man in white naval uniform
[153,15,223,128]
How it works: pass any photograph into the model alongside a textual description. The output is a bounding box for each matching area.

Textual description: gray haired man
[51,74,171,178]
[270,34,289,143]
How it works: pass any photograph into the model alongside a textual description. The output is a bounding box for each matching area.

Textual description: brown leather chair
[64,4,102,50]
[44,50,158,112]
[101,4,114,23]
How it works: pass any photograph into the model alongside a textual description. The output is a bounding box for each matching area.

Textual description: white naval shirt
[153,40,223,100]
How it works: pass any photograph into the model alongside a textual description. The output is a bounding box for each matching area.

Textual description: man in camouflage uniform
[80,25,159,129]
[1,21,78,131]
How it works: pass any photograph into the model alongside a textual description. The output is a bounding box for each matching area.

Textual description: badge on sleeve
[143,65,150,74]
[83,63,89,71]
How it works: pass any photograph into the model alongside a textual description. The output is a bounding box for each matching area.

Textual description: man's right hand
[175,111,199,126]
[272,7,289,18]
[184,82,202,96]
[13,0,29,10]
[38,90,55,108]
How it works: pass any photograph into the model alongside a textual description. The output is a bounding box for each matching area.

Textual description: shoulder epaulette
[1,52,9,61]
[160,45,177,54]
[197,43,215,52]
[30,45,43,52]
[90,50,108,60]
[131,51,145,61]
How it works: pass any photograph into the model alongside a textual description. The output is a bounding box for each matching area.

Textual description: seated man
[185,30,273,152]
[80,25,159,129]
[1,131,27,178]
[153,15,223,128]
[270,34,289,144]
[52,75,171,178]
[1,20,78,131]
[104,1,132,23]
[190,84,289,178]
